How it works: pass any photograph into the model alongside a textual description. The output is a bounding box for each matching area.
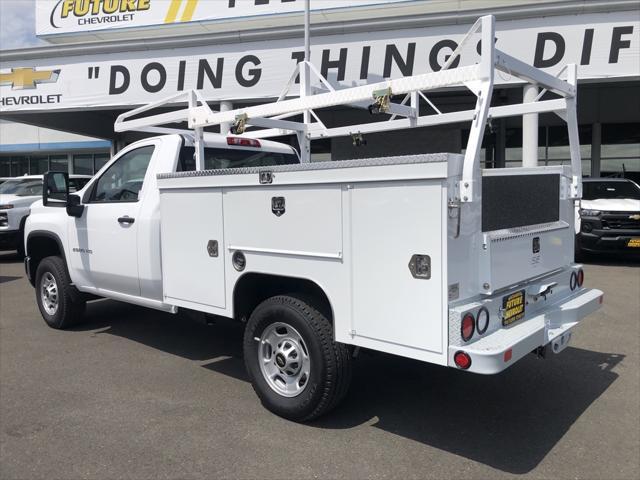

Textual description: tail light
[227,137,261,148]
[577,268,584,287]
[454,351,472,370]
[461,312,475,342]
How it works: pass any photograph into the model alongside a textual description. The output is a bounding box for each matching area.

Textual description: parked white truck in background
[575,177,640,258]
[24,16,603,421]
[0,175,91,256]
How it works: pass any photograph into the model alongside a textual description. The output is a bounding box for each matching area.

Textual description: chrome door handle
[117,216,135,225]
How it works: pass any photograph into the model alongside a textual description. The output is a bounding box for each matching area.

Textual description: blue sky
[0,0,45,50]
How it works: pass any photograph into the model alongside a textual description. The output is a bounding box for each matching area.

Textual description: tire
[243,294,352,422]
[35,256,86,329]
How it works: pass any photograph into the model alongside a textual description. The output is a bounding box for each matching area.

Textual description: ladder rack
[114,15,582,202]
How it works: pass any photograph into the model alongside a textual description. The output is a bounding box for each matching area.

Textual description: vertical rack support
[459,14,495,203]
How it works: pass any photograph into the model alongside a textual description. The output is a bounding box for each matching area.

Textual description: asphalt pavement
[1,251,638,479]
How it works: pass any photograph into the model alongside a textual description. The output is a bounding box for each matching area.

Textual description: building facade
[0,0,638,180]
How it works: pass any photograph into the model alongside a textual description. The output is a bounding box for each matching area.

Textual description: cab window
[90,146,154,203]
[178,147,298,172]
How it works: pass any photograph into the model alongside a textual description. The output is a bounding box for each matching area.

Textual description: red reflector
[504,349,513,362]
[454,351,472,370]
[599,295,604,304]
[461,313,475,342]
[577,269,584,287]
[227,136,261,148]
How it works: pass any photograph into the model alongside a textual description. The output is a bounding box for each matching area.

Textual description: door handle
[117,216,135,225]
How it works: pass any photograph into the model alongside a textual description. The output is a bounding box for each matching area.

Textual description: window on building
[49,155,69,172]
[1,151,109,177]
[10,156,29,176]
[502,125,592,175]
[601,123,640,179]
[30,156,49,174]
[0,158,10,177]
[73,154,94,175]
[94,153,110,171]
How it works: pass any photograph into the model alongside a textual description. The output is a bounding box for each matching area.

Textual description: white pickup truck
[24,16,603,421]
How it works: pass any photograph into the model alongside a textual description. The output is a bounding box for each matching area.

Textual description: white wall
[0,120,104,148]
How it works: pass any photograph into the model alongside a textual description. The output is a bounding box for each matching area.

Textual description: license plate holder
[502,289,526,326]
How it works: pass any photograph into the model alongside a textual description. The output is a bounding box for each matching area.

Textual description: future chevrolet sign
[36,0,408,36]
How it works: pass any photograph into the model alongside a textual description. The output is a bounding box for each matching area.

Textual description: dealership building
[1,0,639,179]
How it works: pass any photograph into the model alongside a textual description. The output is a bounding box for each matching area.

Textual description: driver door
[70,144,156,296]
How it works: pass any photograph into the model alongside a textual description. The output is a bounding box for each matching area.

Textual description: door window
[90,146,154,203]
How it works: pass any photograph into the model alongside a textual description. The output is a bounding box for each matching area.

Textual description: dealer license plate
[502,290,526,326]
[627,238,640,248]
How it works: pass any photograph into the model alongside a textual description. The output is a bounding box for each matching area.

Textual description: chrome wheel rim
[40,272,59,316]
[258,322,310,397]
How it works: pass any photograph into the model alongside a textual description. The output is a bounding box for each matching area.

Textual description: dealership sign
[35,0,408,36]
[3,12,638,112]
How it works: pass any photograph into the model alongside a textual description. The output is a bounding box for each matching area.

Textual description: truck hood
[0,194,39,208]
[581,198,640,212]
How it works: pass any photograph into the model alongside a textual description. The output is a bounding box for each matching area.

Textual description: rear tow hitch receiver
[551,331,572,354]
[532,345,547,359]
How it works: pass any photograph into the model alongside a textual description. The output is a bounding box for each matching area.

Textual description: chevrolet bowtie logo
[630,214,640,220]
[0,68,60,90]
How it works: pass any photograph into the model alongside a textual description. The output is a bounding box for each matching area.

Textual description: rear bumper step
[448,288,603,374]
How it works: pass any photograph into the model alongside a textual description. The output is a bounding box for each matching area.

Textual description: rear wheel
[243,294,352,422]
[35,256,86,329]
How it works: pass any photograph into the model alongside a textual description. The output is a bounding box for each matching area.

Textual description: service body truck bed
[157,155,601,375]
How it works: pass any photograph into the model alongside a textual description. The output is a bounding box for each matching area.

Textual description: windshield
[0,179,42,196]
[178,147,298,171]
[583,181,640,200]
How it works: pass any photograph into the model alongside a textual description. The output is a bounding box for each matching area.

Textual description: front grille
[0,212,8,227]
[601,212,640,230]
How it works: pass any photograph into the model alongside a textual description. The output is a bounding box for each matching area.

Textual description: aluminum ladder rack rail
[114,15,582,203]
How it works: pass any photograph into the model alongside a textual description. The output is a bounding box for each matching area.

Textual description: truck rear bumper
[448,288,603,374]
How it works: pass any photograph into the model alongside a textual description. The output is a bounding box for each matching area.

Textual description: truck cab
[23,133,298,309]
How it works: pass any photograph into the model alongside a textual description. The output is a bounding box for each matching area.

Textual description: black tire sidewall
[244,297,331,421]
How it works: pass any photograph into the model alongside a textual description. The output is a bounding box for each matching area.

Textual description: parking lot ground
[1,251,639,479]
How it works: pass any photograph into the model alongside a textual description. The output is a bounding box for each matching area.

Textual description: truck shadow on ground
[77,299,622,475]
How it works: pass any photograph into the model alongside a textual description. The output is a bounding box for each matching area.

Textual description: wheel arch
[233,272,333,324]
[26,230,67,286]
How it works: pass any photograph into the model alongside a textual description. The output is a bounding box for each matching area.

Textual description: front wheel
[35,256,86,329]
[243,295,352,422]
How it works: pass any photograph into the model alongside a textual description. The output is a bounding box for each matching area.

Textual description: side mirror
[43,171,69,207]
[66,194,85,218]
